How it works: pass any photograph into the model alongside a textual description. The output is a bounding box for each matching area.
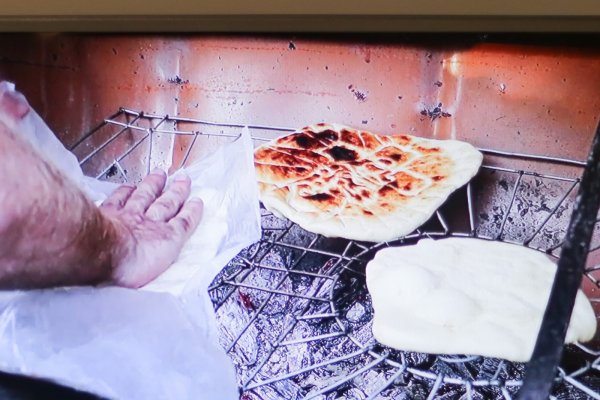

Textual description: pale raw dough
[366,238,597,362]
[255,123,482,242]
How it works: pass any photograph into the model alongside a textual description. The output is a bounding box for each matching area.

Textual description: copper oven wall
[1,33,600,317]
[0,34,598,163]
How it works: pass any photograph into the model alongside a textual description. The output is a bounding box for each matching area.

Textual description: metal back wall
[0,34,598,163]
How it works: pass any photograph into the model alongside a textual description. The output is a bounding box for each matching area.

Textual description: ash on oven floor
[209,173,599,400]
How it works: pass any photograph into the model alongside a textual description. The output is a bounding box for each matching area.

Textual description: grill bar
[244,346,371,391]
[426,373,445,400]
[303,353,388,400]
[523,179,580,245]
[280,331,344,346]
[224,235,328,353]
[563,375,600,400]
[83,109,600,400]
[467,182,476,235]
[518,121,600,400]
[364,365,408,400]
[496,171,524,240]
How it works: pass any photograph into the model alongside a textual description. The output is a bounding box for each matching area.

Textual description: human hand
[99,169,203,288]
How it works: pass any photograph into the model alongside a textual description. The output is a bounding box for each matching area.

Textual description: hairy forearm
[0,122,122,289]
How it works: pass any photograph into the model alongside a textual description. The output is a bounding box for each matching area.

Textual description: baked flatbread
[255,123,482,242]
[366,238,597,362]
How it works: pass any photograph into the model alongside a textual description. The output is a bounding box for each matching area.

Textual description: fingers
[99,184,136,211]
[145,175,192,221]
[125,169,168,214]
[168,197,204,240]
[0,89,30,121]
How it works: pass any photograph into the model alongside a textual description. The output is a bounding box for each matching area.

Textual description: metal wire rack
[76,109,600,400]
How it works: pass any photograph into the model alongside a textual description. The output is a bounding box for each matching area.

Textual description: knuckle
[154,201,171,212]
[178,216,193,232]
[156,200,177,214]
[136,189,156,203]
[170,182,189,197]
[146,199,179,220]
[147,175,166,190]
[145,207,160,220]
[163,199,179,211]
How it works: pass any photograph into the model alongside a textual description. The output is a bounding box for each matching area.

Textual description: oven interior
[1,33,600,399]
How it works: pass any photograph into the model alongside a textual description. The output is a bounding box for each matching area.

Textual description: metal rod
[114,160,129,183]
[438,355,480,363]
[426,374,445,400]
[113,109,591,167]
[80,114,143,165]
[364,365,407,400]
[436,210,450,233]
[148,116,169,174]
[480,148,586,167]
[227,235,337,354]
[240,321,300,388]
[93,133,149,177]
[296,312,338,320]
[213,222,295,308]
[280,331,344,346]
[272,240,355,261]
[244,346,370,390]
[588,242,600,253]
[523,179,580,245]
[120,107,296,132]
[496,171,524,240]
[518,120,600,400]
[147,129,154,175]
[562,375,600,400]
[501,387,514,400]
[180,132,199,168]
[465,381,474,400]
[546,238,566,253]
[493,361,506,381]
[69,109,124,150]
[481,165,579,183]
[241,262,344,388]
[467,182,476,235]
[574,342,600,356]
[240,259,335,279]
[303,354,387,400]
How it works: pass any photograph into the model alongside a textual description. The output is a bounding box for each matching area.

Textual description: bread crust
[255,123,483,242]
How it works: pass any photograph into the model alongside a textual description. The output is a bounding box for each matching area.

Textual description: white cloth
[0,83,260,399]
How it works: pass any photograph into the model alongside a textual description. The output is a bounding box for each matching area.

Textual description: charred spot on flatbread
[339,129,363,147]
[301,190,344,211]
[294,133,319,149]
[305,193,334,202]
[391,134,412,147]
[391,171,427,193]
[375,147,409,163]
[326,146,358,162]
[359,131,384,150]
[313,129,339,142]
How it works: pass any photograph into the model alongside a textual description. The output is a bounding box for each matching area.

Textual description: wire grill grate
[79,109,600,400]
